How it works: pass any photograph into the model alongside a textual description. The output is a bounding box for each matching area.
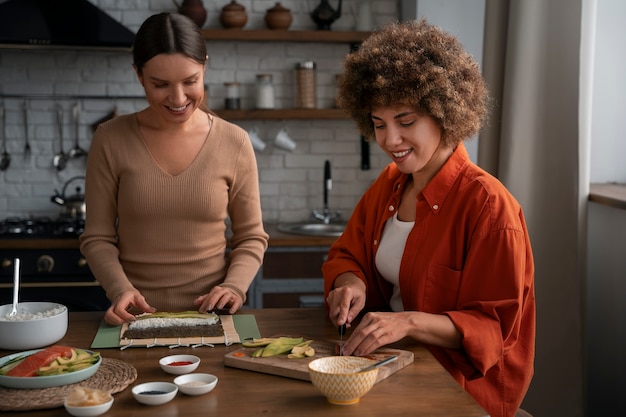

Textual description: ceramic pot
[220,1,248,29]
[172,0,207,28]
[265,2,293,30]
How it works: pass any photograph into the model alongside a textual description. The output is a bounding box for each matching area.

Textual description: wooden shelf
[589,183,626,210]
[213,108,349,120]
[200,29,370,43]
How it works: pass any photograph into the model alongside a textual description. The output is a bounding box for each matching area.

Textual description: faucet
[312,160,341,224]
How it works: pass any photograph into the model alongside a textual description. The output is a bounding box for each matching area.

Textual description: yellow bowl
[308,356,379,405]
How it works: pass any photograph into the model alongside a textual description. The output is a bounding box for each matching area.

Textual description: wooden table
[5,308,487,417]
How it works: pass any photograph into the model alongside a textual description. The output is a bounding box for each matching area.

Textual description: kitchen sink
[277,222,346,237]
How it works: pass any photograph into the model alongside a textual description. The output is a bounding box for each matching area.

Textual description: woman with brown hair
[81,13,268,326]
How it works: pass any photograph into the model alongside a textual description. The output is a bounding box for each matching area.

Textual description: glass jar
[224,82,241,109]
[295,61,316,109]
[255,74,275,109]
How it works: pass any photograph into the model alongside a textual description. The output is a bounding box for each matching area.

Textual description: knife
[338,323,346,356]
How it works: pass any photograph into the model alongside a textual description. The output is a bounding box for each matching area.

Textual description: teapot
[50,176,86,220]
[172,0,207,28]
[310,0,342,30]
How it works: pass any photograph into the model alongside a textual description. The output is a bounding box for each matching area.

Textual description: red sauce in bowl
[168,361,193,366]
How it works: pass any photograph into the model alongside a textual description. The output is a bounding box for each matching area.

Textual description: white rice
[128,315,219,330]
[0,305,66,321]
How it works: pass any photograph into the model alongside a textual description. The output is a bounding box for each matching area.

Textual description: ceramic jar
[172,0,207,28]
[224,82,241,109]
[220,1,248,29]
[295,61,317,109]
[255,74,275,109]
[264,2,293,30]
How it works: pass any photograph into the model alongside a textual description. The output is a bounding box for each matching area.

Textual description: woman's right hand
[103,290,156,326]
[326,272,367,329]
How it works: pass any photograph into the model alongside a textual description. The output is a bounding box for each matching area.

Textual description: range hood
[0,0,135,50]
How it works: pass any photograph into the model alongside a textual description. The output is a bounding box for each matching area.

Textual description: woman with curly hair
[323,20,535,417]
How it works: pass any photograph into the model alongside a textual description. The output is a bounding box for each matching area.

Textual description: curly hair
[337,19,489,146]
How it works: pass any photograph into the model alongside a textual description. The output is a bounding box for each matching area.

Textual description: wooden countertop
[589,183,626,210]
[0,308,487,417]
[0,224,338,250]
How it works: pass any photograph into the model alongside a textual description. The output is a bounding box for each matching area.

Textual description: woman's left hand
[342,310,462,356]
[340,311,413,356]
[193,286,243,314]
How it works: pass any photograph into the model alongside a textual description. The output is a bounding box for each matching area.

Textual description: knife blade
[338,323,346,356]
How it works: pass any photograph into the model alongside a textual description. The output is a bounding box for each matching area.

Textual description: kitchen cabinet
[250,246,329,308]
[202,29,368,120]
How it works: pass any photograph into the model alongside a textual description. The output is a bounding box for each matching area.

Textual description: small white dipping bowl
[132,382,178,406]
[159,354,200,375]
[64,397,114,417]
[0,302,68,350]
[174,373,218,396]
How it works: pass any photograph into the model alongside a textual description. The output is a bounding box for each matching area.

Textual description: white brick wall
[0,0,396,223]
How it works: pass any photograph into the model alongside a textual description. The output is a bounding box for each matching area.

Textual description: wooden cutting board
[224,336,414,384]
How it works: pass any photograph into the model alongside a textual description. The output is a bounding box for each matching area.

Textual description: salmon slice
[46,345,74,359]
[6,349,61,377]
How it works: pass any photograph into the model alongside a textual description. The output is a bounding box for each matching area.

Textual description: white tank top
[375,212,414,311]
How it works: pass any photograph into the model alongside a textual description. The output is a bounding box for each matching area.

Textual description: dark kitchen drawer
[251,246,329,308]
[0,248,93,283]
[260,247,328,279]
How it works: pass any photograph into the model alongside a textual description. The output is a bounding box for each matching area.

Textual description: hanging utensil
[68,103,87,159]
[53,104,68,171]
[23,101,31,159]
[10,258,21,317]
[0,106,10,171]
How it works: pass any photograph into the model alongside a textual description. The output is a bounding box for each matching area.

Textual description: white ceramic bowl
[159,354,200,375]
[64,397,114,417]
[174,373,218,396]
[308,356,379,405]
[0,302,68,350]
[132,382,178,405]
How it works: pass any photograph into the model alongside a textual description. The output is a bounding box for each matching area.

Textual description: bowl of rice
[0,302,68,350]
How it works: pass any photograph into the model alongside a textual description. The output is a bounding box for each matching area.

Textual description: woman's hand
[104,290,156,326]
[326,273,367,328]
[340,311,413,356]
[341,311,463,356]
[194,286,243,315]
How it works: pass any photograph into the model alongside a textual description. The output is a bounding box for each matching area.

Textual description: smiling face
[371,106,449,177]
[135,53,206,125]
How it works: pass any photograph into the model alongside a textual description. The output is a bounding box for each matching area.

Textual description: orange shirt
[323,143,535,417]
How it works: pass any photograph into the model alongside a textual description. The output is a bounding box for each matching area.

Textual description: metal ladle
[0,106,10,171]
[68,103,87,159]
[9,258,20,317]
[53,105,68,171]
[23,101,31,159]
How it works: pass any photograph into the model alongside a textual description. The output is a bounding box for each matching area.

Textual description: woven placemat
[0,358,137,411]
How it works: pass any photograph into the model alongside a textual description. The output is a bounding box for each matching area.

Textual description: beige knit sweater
[79,113,268,311]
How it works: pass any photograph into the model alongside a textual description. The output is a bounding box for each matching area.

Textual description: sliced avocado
[242,338,277,348]
[56,349,78,364]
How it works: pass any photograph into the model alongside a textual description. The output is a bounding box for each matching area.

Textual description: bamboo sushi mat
[0,358,137,411]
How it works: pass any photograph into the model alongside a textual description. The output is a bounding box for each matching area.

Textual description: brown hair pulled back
[132,12,207,75]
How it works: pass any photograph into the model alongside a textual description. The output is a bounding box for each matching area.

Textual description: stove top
[0,217,85,238]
